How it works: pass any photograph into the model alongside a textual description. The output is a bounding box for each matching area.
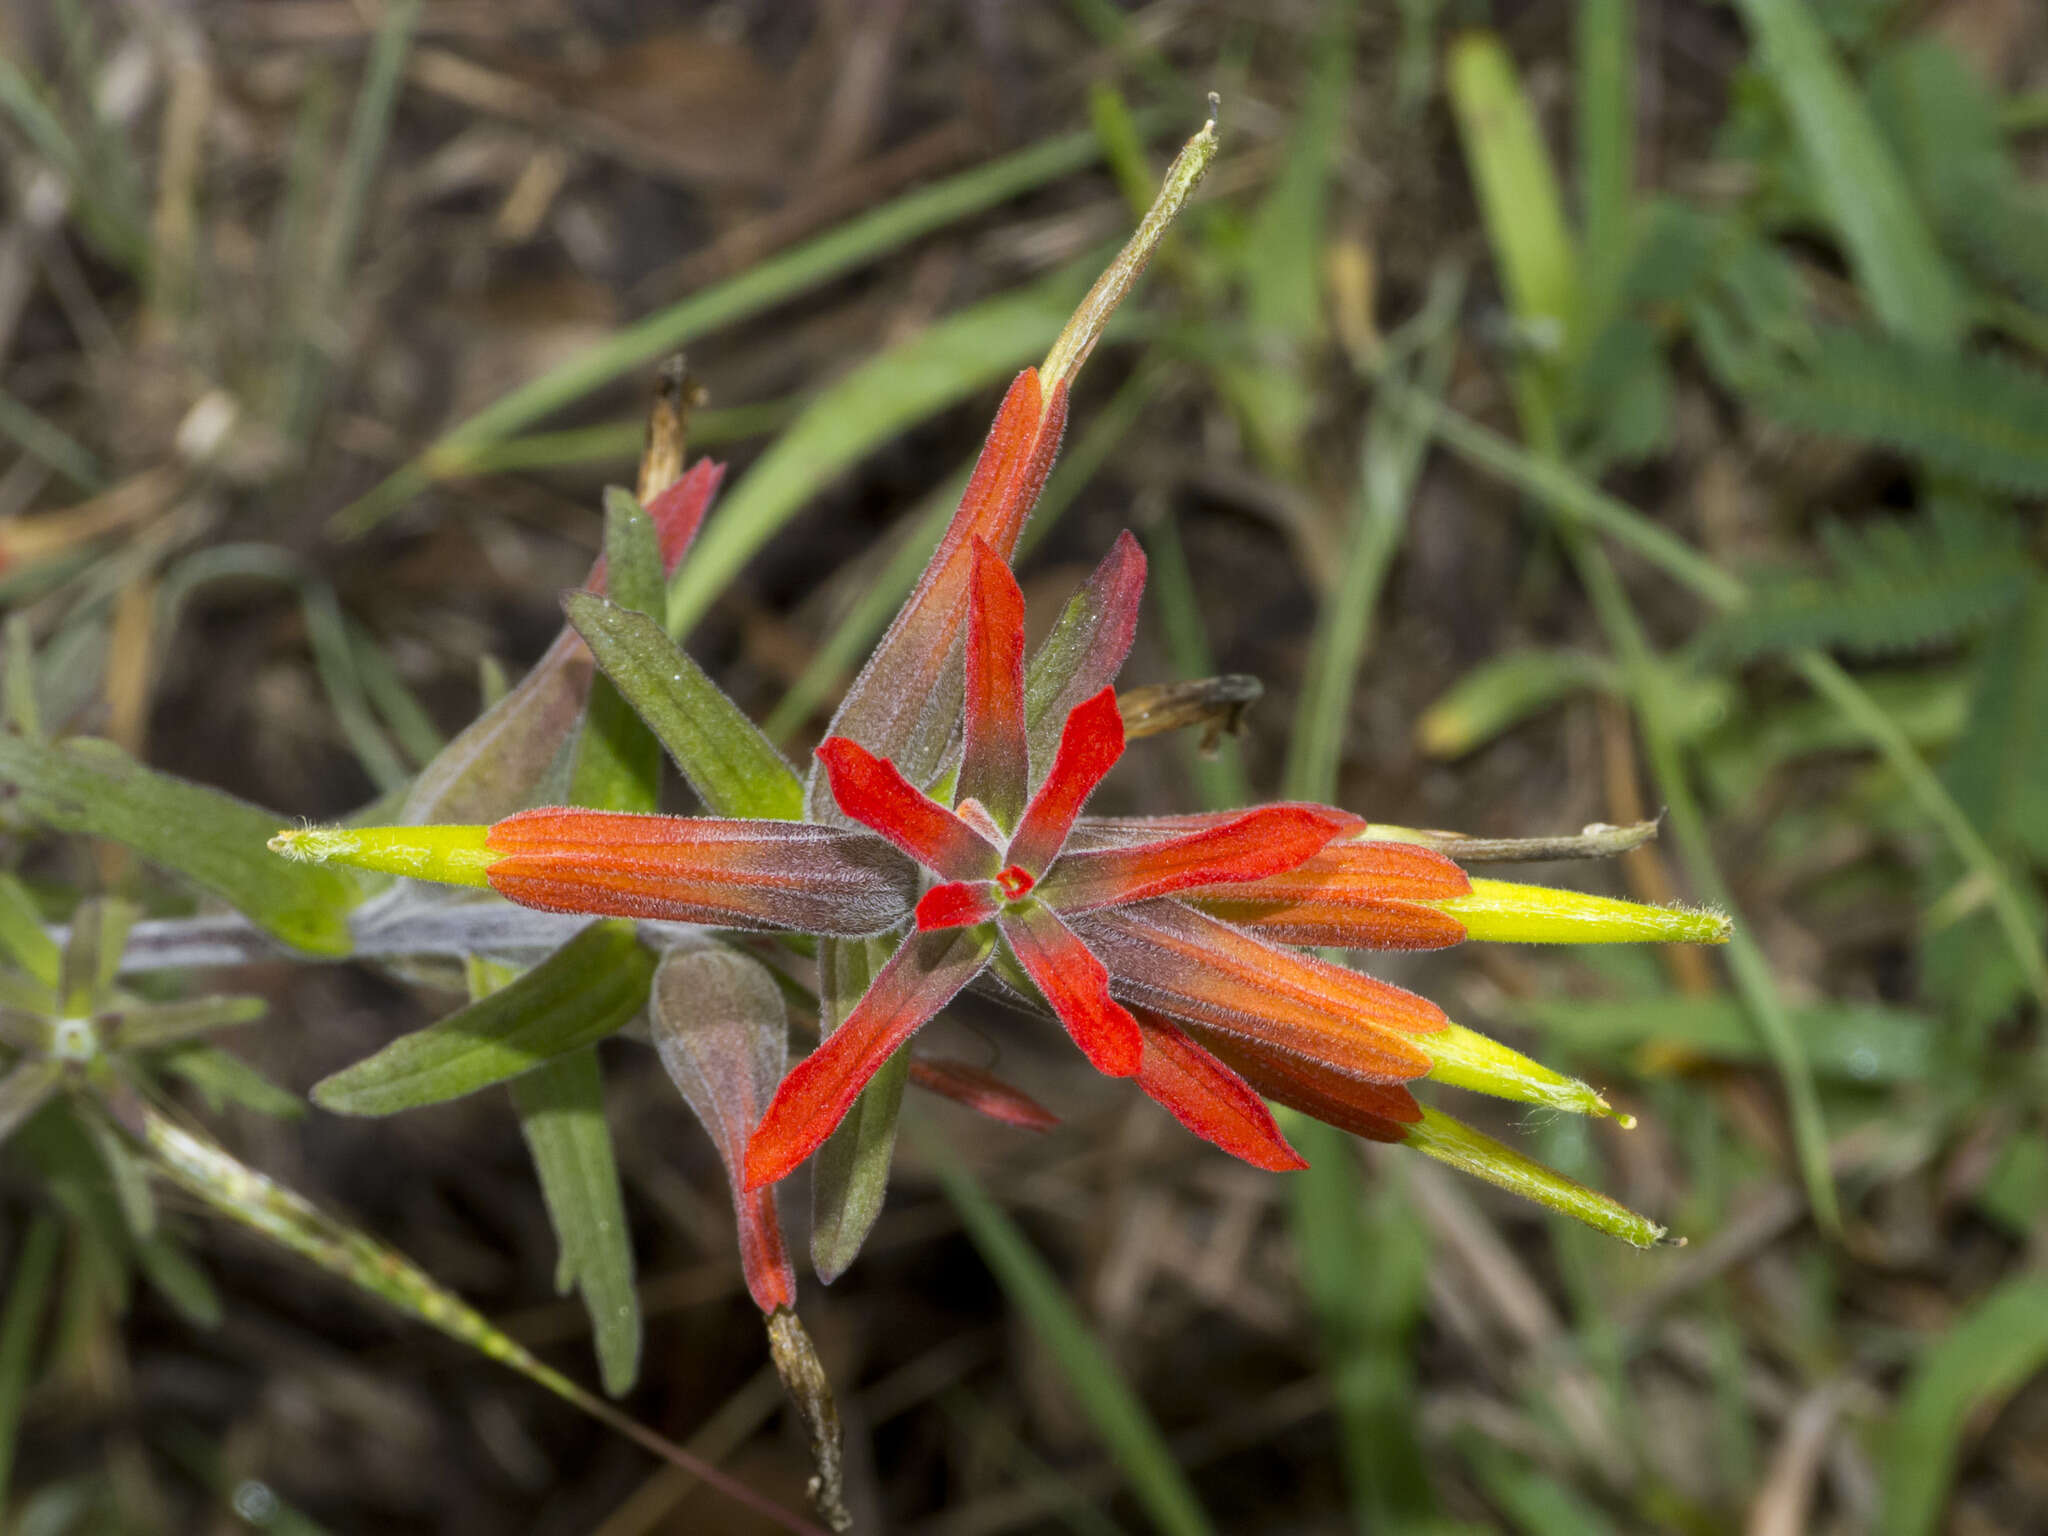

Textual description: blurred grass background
[3,0,2047,1531]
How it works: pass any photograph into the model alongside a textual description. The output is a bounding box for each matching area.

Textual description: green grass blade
[1448,30,1577,440]
[286,0,418,439]
[565,593,802,820]
[311,921,655,1114]
[1882,1276,2048,1536]
[1286,271,1460,800]
[665,267,1095,640]
[462,400,800,475]
[0,733,359,956]
[509,1046,642,1399]
[0,390,104,493]
[0,872,61,989]
[1729,0,1964,350]
[926,1144,1216,1536]
[1389,385,2048,1011]
[1283,1115,1436,1530]
[1143,516,1251,809]
[0,1211,61,1516]
[137,1106,824,1536]
[332,125,1121,538]
[1575,0,1635,287]
[1243,0,1355,344]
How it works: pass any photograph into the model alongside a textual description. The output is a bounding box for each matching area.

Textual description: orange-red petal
[1006,687,1124,877]
[744,927,994,1189]
[916,879,1001,931]
[1131,1008,1307,1171]
[815,737,999,881]
[1000,902,1142,1077]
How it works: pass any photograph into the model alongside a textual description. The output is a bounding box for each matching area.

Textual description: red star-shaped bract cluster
[742,538,1450,1188]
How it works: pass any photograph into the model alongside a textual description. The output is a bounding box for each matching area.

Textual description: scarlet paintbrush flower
[743,540,1413,1187]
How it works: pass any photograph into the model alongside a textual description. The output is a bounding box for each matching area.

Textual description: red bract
[811,370,1070,820]
[743,542,1376,1188]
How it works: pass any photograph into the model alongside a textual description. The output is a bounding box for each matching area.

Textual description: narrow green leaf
[1288,268,1461,800]
[1283,1116,1436,1529]
[1575,0,1635,289]
[666,267,1094,640]
[0,873,60,989]
[1448,32,1578,373]
[1418,649,1619,758]
[569,658,665,815]
[1882,1277,2048,1536]
[0,1059,64,1146]
[564,592,802,820]
[1515,995,1931,1082]
[159,1045,307,1120]
[809,935,910,1284]
[0,734,358,956]
[927,1143,1217,1536]
[510,1047,642,1398]
[601,486,664,618]
[1461,1435,1623,1536]
[135,1234,224,1330]
[312,921,655,1115]
[60,897,133,1014]
[103,994,268,1051]
[0,1212,61,1516]
[1244,0,1355,343]
[1729,0,1964,350]
[335,123,1122,539]
[3,612,41,742]
[83,1109,157,1241]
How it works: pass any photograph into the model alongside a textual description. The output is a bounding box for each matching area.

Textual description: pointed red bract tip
[1001,903,1141,1077]
[744,928,993,1188]
[1132,1010,1307,1171]
[960,538,1029,830]
[908,1058,1059,1131]
[815,736,999,881]
[915,879,1001,931]
[646,457,725,574]
[1007,687,1125,877]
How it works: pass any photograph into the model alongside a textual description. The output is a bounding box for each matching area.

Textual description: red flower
[743,541,1442,1187]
